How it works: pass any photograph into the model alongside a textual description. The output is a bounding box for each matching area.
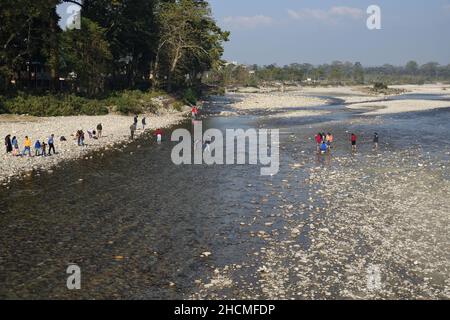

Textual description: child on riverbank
[41,141,47,157]
[34,140,42,156]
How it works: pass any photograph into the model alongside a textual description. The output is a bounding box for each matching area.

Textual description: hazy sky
[209,0,450,66]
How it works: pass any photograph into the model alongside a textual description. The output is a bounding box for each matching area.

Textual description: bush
[108,90,159,115]
[373,82,388,90]
[0,96,8,114]
[182,88,198,105]
[0,89,170,116]
[0,92,108,116]
[172,100,185,112]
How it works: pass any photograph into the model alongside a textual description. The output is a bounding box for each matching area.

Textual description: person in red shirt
[191,106,199,119]
[351,133,357,152]
[315,133,323,152]
[154,129,164,143]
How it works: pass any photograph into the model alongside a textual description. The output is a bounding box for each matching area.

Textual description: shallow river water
[0,94,449,299]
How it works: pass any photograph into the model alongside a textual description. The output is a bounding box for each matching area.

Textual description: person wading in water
[373,132,379,150]
[351,133,357,152]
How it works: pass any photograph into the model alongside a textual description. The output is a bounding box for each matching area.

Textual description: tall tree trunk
[167,47,181,92]
[49,15,59,92]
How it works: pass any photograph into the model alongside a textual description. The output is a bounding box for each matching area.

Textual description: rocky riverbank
[191,142,450,300]
[0,112,187,185]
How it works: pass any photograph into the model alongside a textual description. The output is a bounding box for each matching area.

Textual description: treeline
[207,61,450,88]
[0,0,229,98]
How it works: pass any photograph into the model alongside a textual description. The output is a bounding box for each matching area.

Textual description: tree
[353,62,365,84]
[420,62,439,78]
[60,17,112,96]
[0,0,61,91]
[154,0,228,91]
[82,0,159,90]
[405,60,419,75]
[329,61,344,84]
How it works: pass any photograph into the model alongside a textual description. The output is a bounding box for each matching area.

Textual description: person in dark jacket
[5,134,12,153]
[373,132,379,150]
[97,123,103,138]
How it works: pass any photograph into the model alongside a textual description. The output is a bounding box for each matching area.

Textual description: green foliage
[182,88,198,105]
[0,96,8,113]
[154,0,229,91]
[59,17,113,96]
[172,101,185,112]
[0,92,108,116]
[0,0,228,100]
[0,89,181,116]
[207,61,450,88]
[373,82,389,90]
[107,90,159,115]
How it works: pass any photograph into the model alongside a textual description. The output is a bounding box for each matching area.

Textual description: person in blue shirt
[48,134,56,155]
[34,140,42,156]
[320,141,328,154]
[11,136,19,156]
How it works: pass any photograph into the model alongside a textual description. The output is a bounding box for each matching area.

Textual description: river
[0,93,449,299]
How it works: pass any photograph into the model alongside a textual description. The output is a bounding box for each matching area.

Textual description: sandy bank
[265,110,329,119]
[263,84,450,104]
[228,92,328,111]
[391,84,450,95]
[1,112,187,184]
[347,99,450,115]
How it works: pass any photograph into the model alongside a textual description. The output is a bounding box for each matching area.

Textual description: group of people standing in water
[315,131,380,153]
[315,132,334,153]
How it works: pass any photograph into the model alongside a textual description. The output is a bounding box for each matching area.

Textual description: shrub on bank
[0,90,185,117]
[108,90,160,115]
[182,88,198,106]
[373,82,389,90]
[0,93,108,116]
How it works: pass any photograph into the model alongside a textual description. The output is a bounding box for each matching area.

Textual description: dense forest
[208,61,450,88]
[0,0,229,115]
[1,1,449,116]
